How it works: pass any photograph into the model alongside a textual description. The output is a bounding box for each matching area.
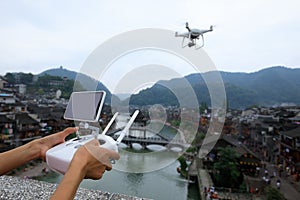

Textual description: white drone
[175,22,213,49]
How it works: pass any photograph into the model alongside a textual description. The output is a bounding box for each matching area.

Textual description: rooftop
[281,126,300,138]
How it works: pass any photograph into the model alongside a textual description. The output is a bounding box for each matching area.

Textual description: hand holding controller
[46,110,139,174]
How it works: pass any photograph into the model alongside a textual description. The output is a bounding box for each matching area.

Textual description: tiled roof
[0,115,14,123]
[15,113,38,125]
[281,126,300,138]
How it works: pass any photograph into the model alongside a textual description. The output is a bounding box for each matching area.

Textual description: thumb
[58,127,78,141]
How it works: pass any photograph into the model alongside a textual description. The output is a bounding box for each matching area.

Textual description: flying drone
[175,22,213,49]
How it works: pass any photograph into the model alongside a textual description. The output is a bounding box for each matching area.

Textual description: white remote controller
[46,110,139,174]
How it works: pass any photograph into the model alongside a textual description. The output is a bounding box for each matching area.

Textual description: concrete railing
[0,175,149,200]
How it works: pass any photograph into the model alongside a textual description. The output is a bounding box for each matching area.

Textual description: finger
[85,140,120,160]
[83,141,120,169]
[52,127,78,147]
[99,149,119,171]
[104,148,120,161]
[104,162,113,171]
[86,165,106,180]
[53,127,77,143]
[59,127,78,139]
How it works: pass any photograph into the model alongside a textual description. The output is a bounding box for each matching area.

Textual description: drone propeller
[174,19,189,28]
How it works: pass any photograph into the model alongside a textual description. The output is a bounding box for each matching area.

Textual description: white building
[0,94,15,104]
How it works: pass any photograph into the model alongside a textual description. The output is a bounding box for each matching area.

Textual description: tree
[265,186,285,200]
[213,146,241,188]
[20,73,33,84]
[177,156,188,177]
[38,88,44,95]
[4,73,15,84]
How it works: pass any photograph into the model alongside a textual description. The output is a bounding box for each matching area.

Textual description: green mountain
[40,67,112,102]
[129,66,300,109]
[39,66,300,109]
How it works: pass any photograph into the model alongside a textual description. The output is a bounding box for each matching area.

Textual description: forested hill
[38,66,300,109]
[129,66,300,109]
[40,67,111,101]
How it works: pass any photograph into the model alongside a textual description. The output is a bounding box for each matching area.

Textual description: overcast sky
[0,0,299,75]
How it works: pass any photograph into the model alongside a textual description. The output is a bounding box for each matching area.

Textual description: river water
[39,160,199,200]
[38,114,200,200]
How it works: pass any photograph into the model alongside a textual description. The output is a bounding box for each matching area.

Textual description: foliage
[192,132,205,145]
[36,74,74,98]
[4,72,34,84]
[177,156,188,177]
[37,88,44,95]
[213,146,242,188]
[239,181,247,191]
[4,72,76,99]
[128,66,300,108]
[264,186,285,200]
[199,102,208,114]
[186,146,197,153]
[6,66,300,108]
[170,120,180,127]
[130,84,179,106]
[4,73,15,84]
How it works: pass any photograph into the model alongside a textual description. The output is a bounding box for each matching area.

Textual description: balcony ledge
[0,175,148,200]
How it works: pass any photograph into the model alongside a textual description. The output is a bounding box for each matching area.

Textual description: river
[38,160,199,200]
[38,114,200,200]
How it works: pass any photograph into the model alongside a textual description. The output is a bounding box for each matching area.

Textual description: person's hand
[50,139,120,199]
[31,127,78,161]
[70,139,120,179]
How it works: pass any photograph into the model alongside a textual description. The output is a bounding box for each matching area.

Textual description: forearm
[50,160,86,200]
[50,139,119,199]
[0,142,40,175]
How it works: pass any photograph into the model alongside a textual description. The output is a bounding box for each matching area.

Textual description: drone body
[175,22,213,49]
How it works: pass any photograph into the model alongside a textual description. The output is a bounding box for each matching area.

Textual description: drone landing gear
[195,35,205,49]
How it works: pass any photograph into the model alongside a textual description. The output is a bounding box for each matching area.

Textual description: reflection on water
[146,144,167,152]
[115,148,179,173]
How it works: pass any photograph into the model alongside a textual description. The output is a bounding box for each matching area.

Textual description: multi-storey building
[279,126,300,181]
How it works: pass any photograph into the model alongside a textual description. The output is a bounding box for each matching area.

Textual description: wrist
[68,148,89,179]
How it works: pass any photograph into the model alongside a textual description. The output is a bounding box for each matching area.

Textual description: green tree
[177,156,188,177]
[20,73,34,84]
[199,102,208,114]
[4,73,15,84]
[265,186,285,200]
[213,146,241,188]
[38,88,44,95]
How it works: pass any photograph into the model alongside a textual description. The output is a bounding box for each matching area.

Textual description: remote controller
[46,110,139,174]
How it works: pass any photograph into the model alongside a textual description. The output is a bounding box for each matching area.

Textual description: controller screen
[64,91,105,122]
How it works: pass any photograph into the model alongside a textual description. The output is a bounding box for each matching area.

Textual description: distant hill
[129,66,300,109]
[40,67,77,79]
[40,66,300,109]
[40,67,113,102]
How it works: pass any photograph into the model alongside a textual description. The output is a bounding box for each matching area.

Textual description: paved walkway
[264,163,300,200]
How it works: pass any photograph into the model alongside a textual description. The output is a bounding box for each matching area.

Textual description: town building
[279,126,300,181]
